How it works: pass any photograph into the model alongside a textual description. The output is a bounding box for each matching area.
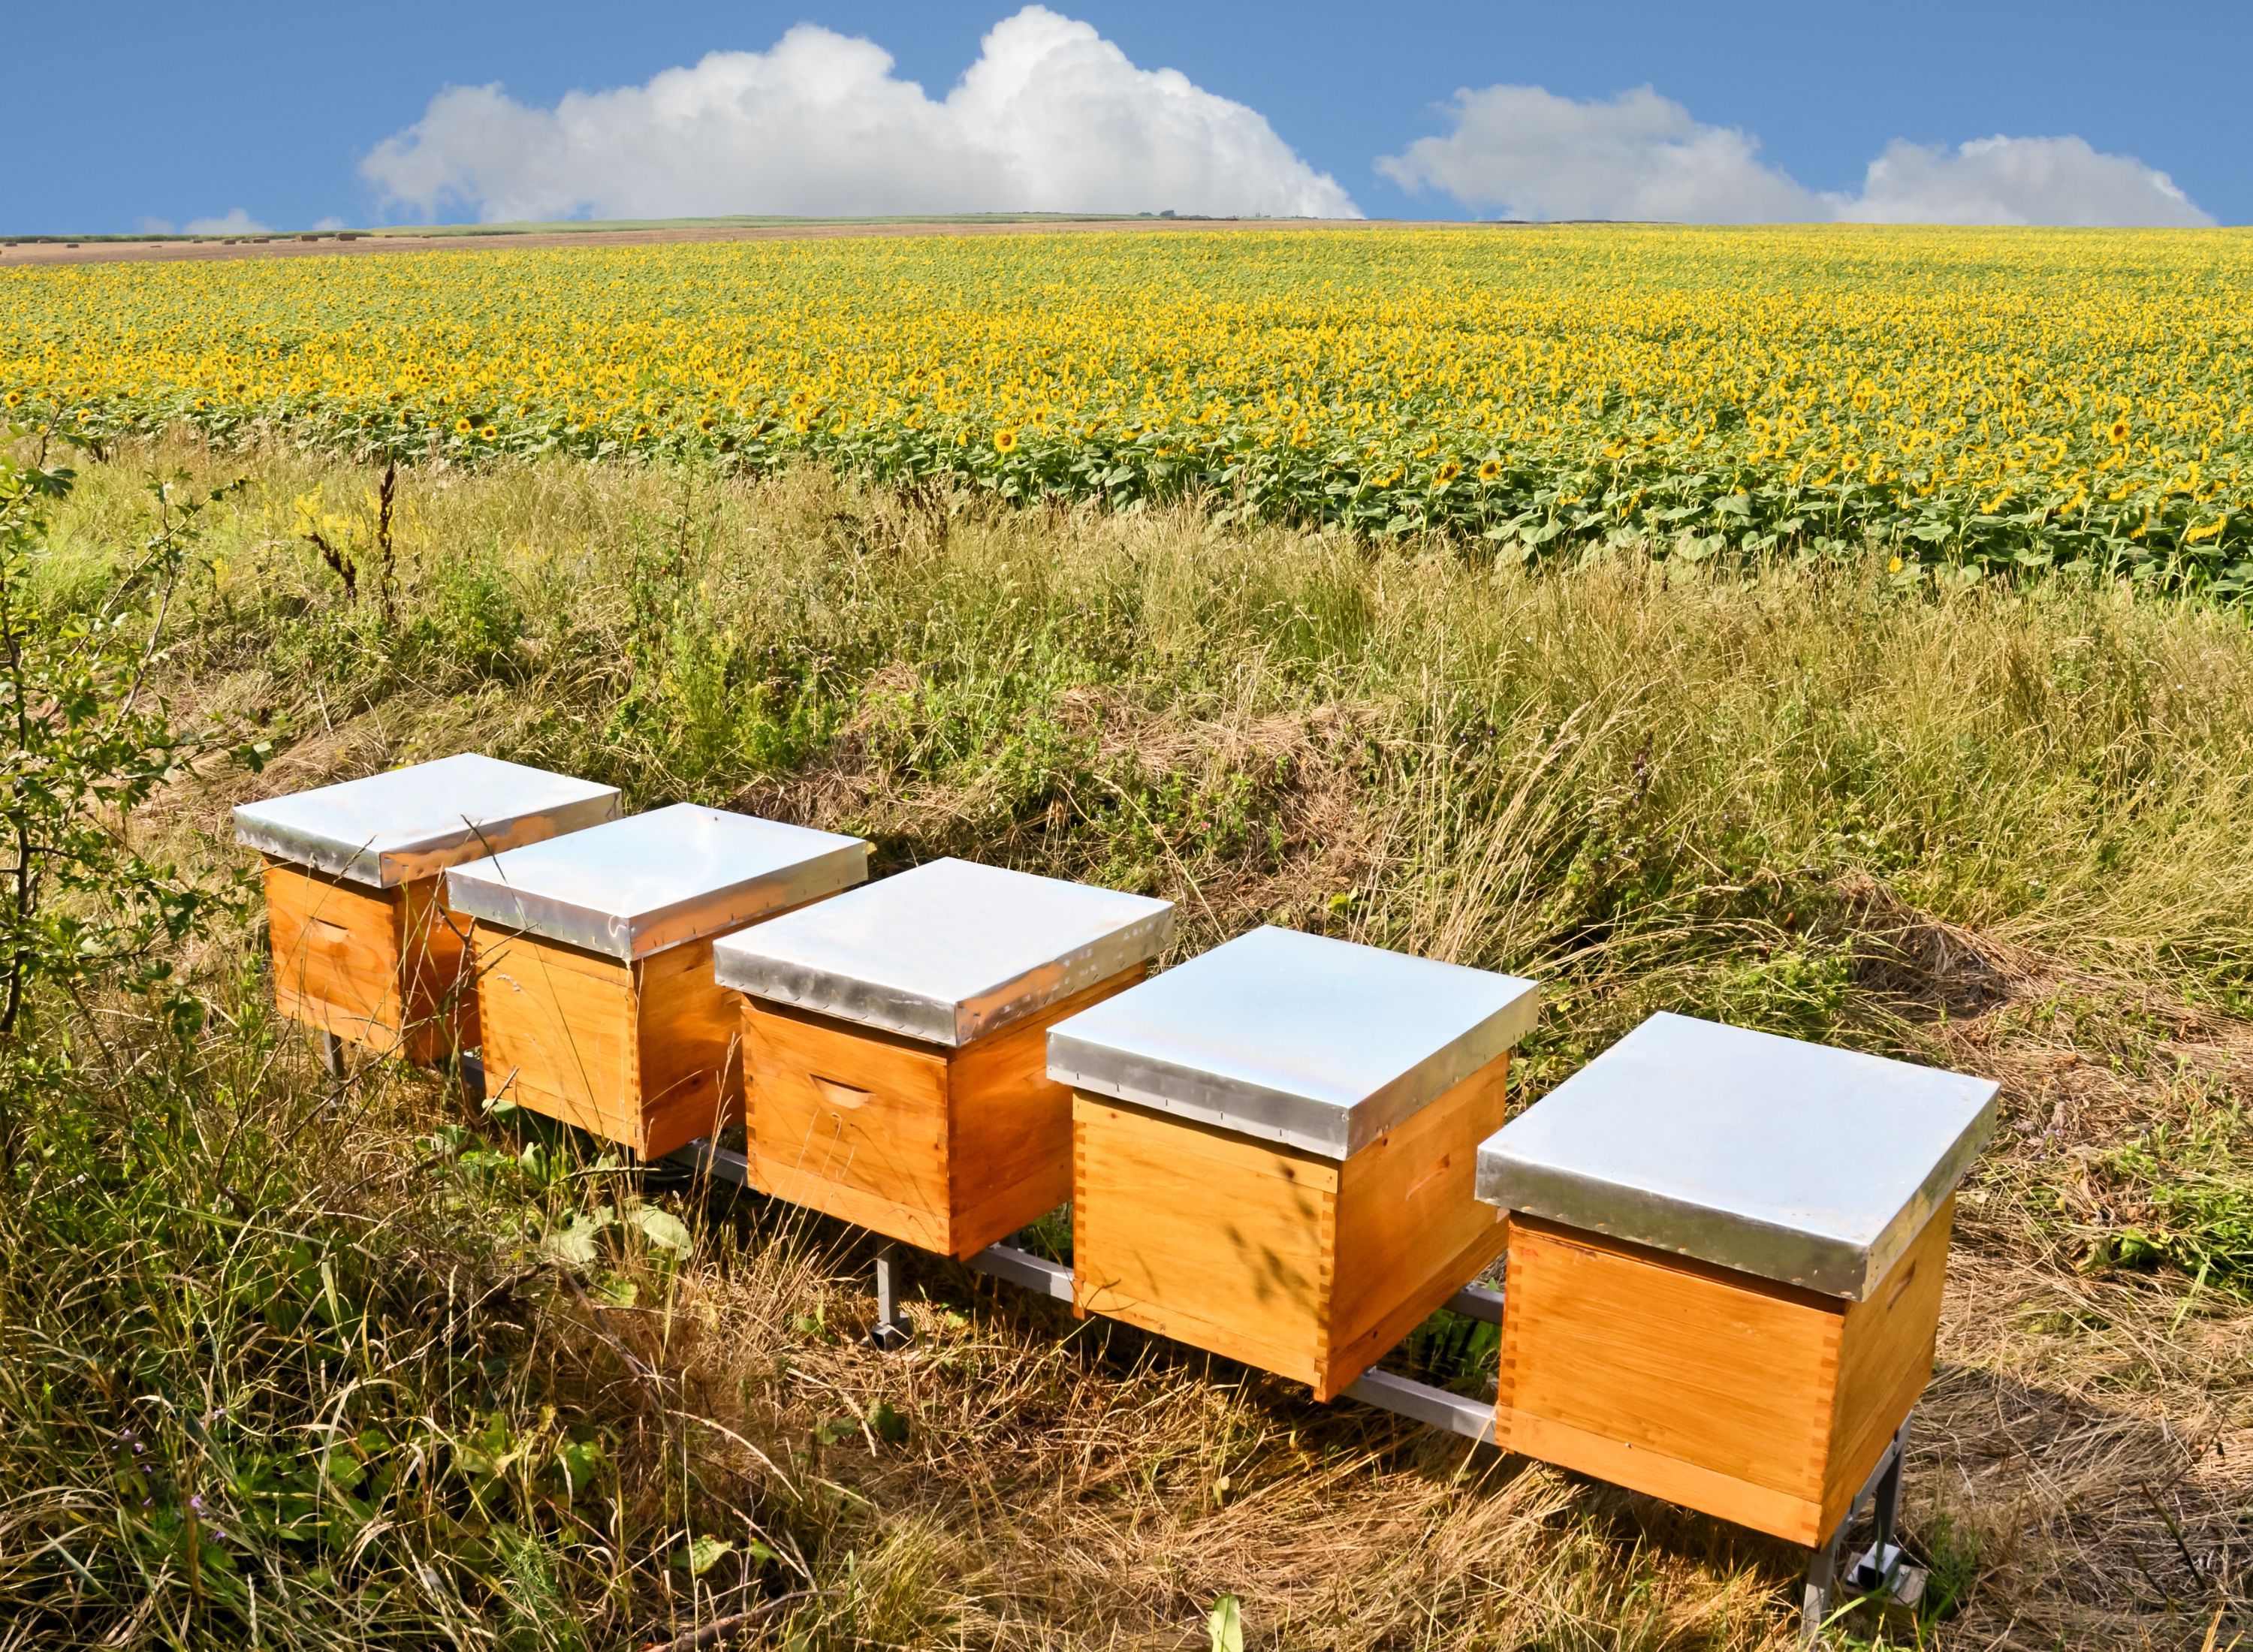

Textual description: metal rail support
[1445,1281,1506,1325]
[966,1239,1076,1302]
[1802,1415,1921,1643]
[318,1029,345,1079]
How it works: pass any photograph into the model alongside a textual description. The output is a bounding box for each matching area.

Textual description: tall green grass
[5,444,2248,1648]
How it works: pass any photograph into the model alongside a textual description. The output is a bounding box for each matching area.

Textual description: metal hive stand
[1804,1415,1917,1643]
[674,1137,1920,1643]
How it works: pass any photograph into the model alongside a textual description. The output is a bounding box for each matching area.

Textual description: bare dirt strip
[0,216,1415,267]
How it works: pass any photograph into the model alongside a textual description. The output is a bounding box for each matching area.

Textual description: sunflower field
[8,225,2253,590]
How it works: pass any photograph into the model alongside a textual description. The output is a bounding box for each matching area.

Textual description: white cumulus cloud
[183,208,271,236]
[1377,85,1818,222]
[363,6,1357,222]
[1380,85,2212,227]
[1837,134,2212,227]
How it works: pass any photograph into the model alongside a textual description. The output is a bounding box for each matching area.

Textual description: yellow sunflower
[994,427,1020,453]
[1477,457,1503,483]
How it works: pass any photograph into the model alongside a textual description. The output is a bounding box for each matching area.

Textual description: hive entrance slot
[814,1076,872,1111]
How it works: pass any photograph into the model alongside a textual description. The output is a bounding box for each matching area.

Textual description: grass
[3,436,2250,1648]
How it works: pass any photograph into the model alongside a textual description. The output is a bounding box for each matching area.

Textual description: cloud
[1380,85,2212,227]
[183,208,270,236]
[1837,135,2212,227]
[137,216,176,235]
[312,216,349,232]
[363,6,1356,222]
[1378,85,1818,222]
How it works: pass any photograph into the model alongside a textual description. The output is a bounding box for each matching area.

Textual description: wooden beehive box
[713,858,1174,1260]
[1475,1012,1998,1549]
[234,753,620,1063]
[1050,926,1542,1403]
[447,805,867,1159]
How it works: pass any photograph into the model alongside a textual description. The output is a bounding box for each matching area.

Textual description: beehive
[713,858,1173,1260]
[1050,927,1541,1402]
[1475,1012,1998,1548]
[233,753,620,1063]
[446,805,867,1158]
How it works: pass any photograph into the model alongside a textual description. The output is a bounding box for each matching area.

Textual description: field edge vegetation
[0,437,2246,1649]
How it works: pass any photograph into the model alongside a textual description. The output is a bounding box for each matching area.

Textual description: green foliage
[1207,1593,1245,1652]
[0,451,226,1164]
[2090,1093,2253,1289]
[11,445,2253,1645]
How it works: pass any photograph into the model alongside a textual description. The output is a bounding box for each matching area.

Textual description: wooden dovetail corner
[263,858,474,1065]
[472,929,743,1160]
[1493,1195,1953,1547]
[1070,1051,1513,1402]
[743,967,1146,1261]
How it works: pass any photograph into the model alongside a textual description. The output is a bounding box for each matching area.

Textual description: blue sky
[8,2,2248,233]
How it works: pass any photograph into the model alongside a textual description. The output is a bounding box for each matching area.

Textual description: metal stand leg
[1801,1414,1917,1644]
[319,1029,344,1078]
[1846,1418,1909,1594]
[861,1242,915,1351]
[1802,1531,1842,1644]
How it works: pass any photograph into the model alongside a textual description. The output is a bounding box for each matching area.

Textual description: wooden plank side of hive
[1818,1192,1956,1533]
[743,1000,953,1252]
[394,873,474,1063]
[945,966,1147,1262]
[1322,1051,1513,1401]
[475,930,642,1147]
[264,858,404,1048]
[1070,1093,1337,1390]
[633,936,742,1161]
[1495,1217,1841,1546]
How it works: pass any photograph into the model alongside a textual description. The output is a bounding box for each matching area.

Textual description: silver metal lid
[1048,926,1541,1161]
[443,804,868,960]
[1474,1012,1999,1299]
[232,752,620,887]
[711,858,1174,1048]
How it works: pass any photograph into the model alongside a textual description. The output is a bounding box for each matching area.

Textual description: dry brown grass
[12,442,2251,1649]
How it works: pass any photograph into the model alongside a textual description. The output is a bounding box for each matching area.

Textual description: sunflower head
[454,418,472,435]
[994,428,1019,454]
[697,413,717,433]
[632,423,652,440]
[1433,460,1461,486]
[1477,457,1503,483]
[2,391,20,408]
[478,425,498,441]
[2107,417,2130,443]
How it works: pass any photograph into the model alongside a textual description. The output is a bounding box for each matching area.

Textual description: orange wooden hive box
[711,858,1175,1261]
[1473,1012,1998,1551]
[445,804,868,1159]
[1048,926,1542,1403]
[233,753,620,1064]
